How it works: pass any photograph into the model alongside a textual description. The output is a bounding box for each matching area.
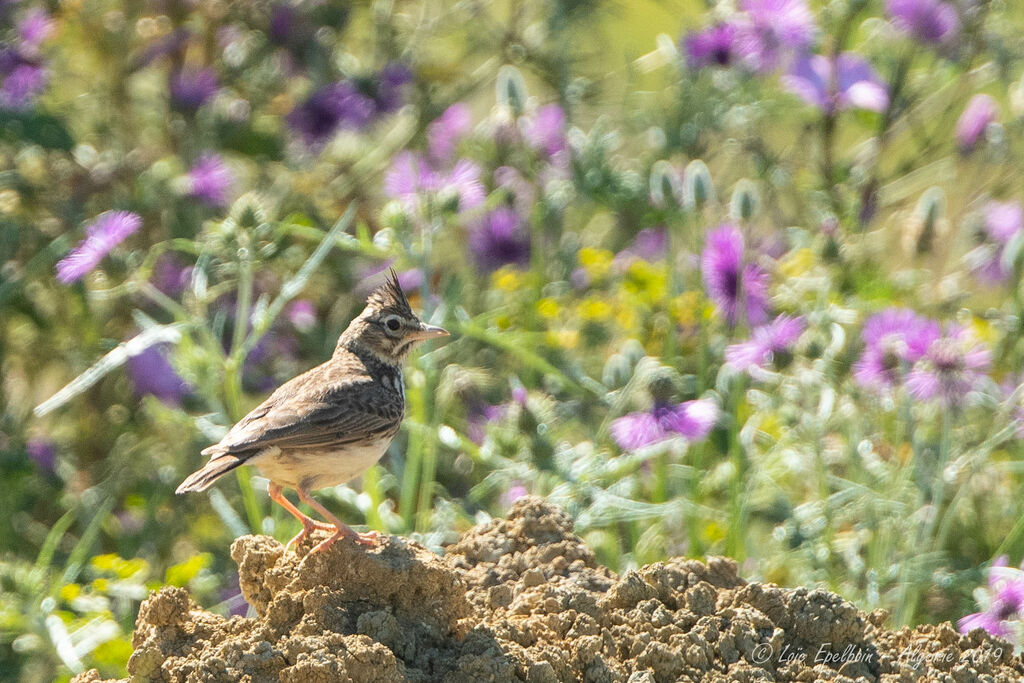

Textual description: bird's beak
[408,322,450,341]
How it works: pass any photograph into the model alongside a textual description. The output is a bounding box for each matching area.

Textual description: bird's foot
[307,525,380,554]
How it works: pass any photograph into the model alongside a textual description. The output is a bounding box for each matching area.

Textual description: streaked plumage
[176,269,448,553]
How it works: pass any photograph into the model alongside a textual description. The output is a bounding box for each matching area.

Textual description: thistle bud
[496,65,528,116]
[683,159,714,211]
[729,179,760,221]
[649,160,683,209]
[914,187,945,255]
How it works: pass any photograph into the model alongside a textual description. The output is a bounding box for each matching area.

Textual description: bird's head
[339,269,449,362]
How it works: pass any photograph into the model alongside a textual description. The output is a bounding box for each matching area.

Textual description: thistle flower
[501,483,529,508]
[18,8,52,53]
[169,67,218,113]
[56,211,143,284]
[611,399,718,451]
[701,224,770,326]
[725,314,805,375]
[469,207,531,273]
[373,62,412,114]
[152,253,192,298]
[286,81,375,145]
[956,94,999,152]
[26,437,56,474]
[959,557,1024,641]
[615,228,667,269]
[968,200,1023,283]
[853,308,940,392]
[287,300,317,332]
[186,154,234,207]
[384,151,484,216]
[738,0,816,71]
[683,23,743,69]
[127,344,191,405]
[521,104,567,158]
[783,53,889,114]
[905,325,991,407]
[886,0,960,46]
[428,103,473,163]
[0,47,46,110]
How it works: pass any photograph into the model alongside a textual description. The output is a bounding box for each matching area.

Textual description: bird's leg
[296,488,379,553]
[267,482,331,552]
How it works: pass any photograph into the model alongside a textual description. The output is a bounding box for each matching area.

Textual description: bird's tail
[175,454,245,494]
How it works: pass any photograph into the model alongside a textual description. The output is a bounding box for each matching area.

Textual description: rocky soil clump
[75,497,1023,682]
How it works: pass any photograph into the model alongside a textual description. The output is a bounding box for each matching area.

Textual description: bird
[175,269,449,554]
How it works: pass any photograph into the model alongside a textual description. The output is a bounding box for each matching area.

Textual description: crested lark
[176,270,448,554]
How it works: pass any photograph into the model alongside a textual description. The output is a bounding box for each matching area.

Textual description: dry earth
[74,497,1023,682]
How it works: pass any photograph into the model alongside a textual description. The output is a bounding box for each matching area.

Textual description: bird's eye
[384,316,402,332]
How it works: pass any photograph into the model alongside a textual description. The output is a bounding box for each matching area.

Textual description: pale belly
[248,438,392,491]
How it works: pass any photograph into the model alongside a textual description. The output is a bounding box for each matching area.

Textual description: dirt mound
[75,497,1023,682]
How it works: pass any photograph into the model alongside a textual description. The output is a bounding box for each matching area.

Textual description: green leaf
[0,110,73,150]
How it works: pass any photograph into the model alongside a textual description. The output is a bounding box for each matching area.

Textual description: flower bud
[649,160,683,209]
[729,178,760,221]
[683,159,714,211]
[496,65,528,116]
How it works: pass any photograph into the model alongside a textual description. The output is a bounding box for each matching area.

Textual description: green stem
[227,238,262,534]
[724,377,748,560]
[399,372,426,527]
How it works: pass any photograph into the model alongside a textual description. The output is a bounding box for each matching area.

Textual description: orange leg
[296,487,379,554]
[267,482,333,552]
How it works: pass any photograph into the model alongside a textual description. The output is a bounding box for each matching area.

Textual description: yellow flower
[59,584,81,602]
[537,298,560,319]
[578,298,612,321]
[578,247,613,280]
[779,247,815,278]
[493,267,525,293]
[624,261,667,302]
[670,291,701,327]
[547,329,579,349]
[615,304,639,332]
[91,578,110,593]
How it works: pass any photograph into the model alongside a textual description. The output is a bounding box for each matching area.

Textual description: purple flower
[701,224,770,326]
[269,4,297,45]
[614,228,667,269]
[738,0,816,71]
[18,8,53,52]
[968,200,1024,283]
[783,53,889,114]
[684,23,743,69]
[286,81,375,144]
[287,299,317,332]
[385,151,484,216]
[905,326,991,407]
[186,154,234,207]
[169,67,219,113]
[853,308,940,392]
[886,0,959,46]
[725,314,805,374]
[469,207,531,273]
[373,62,412,114]
[501,484,529,507]
[152,253,192,297]
[428,103,473,163]
[959,557,1024,639]
[956,94,999,152]
[57,211,143,284]
[521,104,567,158]
[984,200,1024,243]
[127,344,191,405]
[0,48,46,110]
[611,399,718,451]
[26,437,56,474]
[467,402,507,444]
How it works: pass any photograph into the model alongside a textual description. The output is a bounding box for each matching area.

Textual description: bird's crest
[367,268,414,316]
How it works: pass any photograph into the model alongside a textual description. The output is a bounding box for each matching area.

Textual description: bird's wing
[204,364,403,458]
